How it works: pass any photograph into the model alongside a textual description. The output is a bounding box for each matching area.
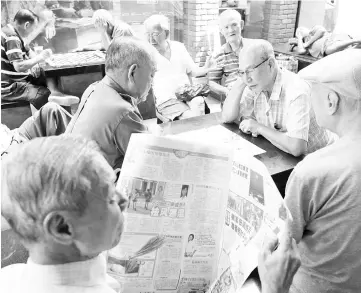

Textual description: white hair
[143,14,170,35]
[92,9,113,25]
[1,135,115,243]
[105,37,157,74]
[219,9,243,25]
[244,39,275,62]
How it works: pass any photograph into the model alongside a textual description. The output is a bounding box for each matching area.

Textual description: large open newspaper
[110,134,288,293]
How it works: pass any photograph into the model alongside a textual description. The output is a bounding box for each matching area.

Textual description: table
[42,51,105,78]
[160,113,302,195]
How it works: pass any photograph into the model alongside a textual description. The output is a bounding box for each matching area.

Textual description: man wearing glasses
[222,40,333,157]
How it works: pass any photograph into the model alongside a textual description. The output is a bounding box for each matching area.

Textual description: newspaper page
[207,151,289,293]
[167,125,265,156]
[110,134,233,293]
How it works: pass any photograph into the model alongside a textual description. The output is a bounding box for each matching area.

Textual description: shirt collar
[26,254,108,287]
[102,75,137,105]
[224,37,244,54]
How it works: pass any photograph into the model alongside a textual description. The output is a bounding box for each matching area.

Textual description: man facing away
[66,37,156,169]
[285,49,361,293]
[222,39,333,157]
[73,9,134,52]
[1,135,300,293]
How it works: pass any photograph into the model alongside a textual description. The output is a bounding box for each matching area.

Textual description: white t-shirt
[153,41,197,106]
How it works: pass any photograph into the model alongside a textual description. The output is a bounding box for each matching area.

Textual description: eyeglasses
[145,31,164,39]
[238,57,270,77]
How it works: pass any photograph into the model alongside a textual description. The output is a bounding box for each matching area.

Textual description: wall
[262,0,298,45]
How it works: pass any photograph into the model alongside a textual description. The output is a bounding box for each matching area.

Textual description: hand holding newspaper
[110,134,290,293]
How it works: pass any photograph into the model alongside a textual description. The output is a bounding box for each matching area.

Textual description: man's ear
[23,21,30,30]
[128,64,138,85]
[327,91,340,115]
[240,20,244,31]
[43,211,74,245]
[268,58,276,70]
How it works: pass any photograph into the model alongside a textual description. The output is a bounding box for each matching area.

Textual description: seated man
[208,9,253,99]
[285,50,361,292]
[289,25,361,58]
[144,14,216,121]
[1,135,301,293]
[1,102,71,158]
[1,9,79,110]
[66,37,155,169]
[222,40,333,157]
[73,9,134,52]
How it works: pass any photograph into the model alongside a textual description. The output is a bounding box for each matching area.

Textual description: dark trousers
[1,72,50,110]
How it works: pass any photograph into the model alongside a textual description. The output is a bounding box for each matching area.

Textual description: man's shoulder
[1,25,18,38]
[1,263,26,285]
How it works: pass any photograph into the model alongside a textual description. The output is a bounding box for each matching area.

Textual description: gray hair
[219,9,243,25]
[144,14,170,37]
[248,39,275,61]
[105,37,157,73]
[1,135,115,243]
[92,9,113,25]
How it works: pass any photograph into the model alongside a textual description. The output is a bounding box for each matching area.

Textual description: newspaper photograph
[111,134,233,293]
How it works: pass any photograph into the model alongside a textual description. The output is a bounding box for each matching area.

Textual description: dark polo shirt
[66,76,148,169]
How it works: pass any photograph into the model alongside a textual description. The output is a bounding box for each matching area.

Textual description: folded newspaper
[110,134,289,293]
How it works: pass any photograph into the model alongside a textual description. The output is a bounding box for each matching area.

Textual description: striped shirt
[1,24,30,88]
[208,38,253,90]
[240,68,333,154]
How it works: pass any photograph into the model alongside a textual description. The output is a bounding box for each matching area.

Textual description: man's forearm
[209,81,228,96]
[258,125,306,157]
[13,56,42,72]
[222,79,246,123]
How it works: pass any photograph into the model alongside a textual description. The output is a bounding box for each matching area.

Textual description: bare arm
[257,125,307,157]
[303,29,326,48]
[12,55,42,72]
[325,38,360,55]
[221,78,247,123]
[208,81,229,96]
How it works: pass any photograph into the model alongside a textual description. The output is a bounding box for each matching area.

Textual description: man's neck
[335,115,361,139]
[263,68,279,100]
[228,36,242,52]
[27,243,95,265]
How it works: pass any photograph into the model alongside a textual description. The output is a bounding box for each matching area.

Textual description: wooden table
[160,113,303,196]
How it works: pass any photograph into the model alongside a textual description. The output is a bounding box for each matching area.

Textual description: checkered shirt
[240,68,333,154]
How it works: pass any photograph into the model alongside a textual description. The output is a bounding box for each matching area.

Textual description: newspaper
[110,134,288,293]
[167,125,265,156]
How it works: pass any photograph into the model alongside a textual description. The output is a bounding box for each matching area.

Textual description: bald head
[238,40,278,93]
[219,9,243,25]
[240,39,275,65]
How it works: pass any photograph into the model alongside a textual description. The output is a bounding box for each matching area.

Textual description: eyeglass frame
[145,31,165,39]
[237,57,270,77]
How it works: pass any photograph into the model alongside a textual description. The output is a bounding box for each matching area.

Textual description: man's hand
[239,118,261,137]
[212,52,225,68]
[204,53,217,70]
[258,220,301,293]
[38,49,52,61]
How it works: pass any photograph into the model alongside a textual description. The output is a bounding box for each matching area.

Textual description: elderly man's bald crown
[299,49,361,100]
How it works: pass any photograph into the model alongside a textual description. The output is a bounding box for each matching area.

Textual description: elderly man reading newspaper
[1,135,300,293]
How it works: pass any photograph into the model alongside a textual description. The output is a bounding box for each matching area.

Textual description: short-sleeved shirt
[208,38,253,90]
[240,68,332,154]
[1,24,30,88]
[306,26,352,58]
[285,136,361,293]
[152,40,196,106]
[65,75,148,169]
